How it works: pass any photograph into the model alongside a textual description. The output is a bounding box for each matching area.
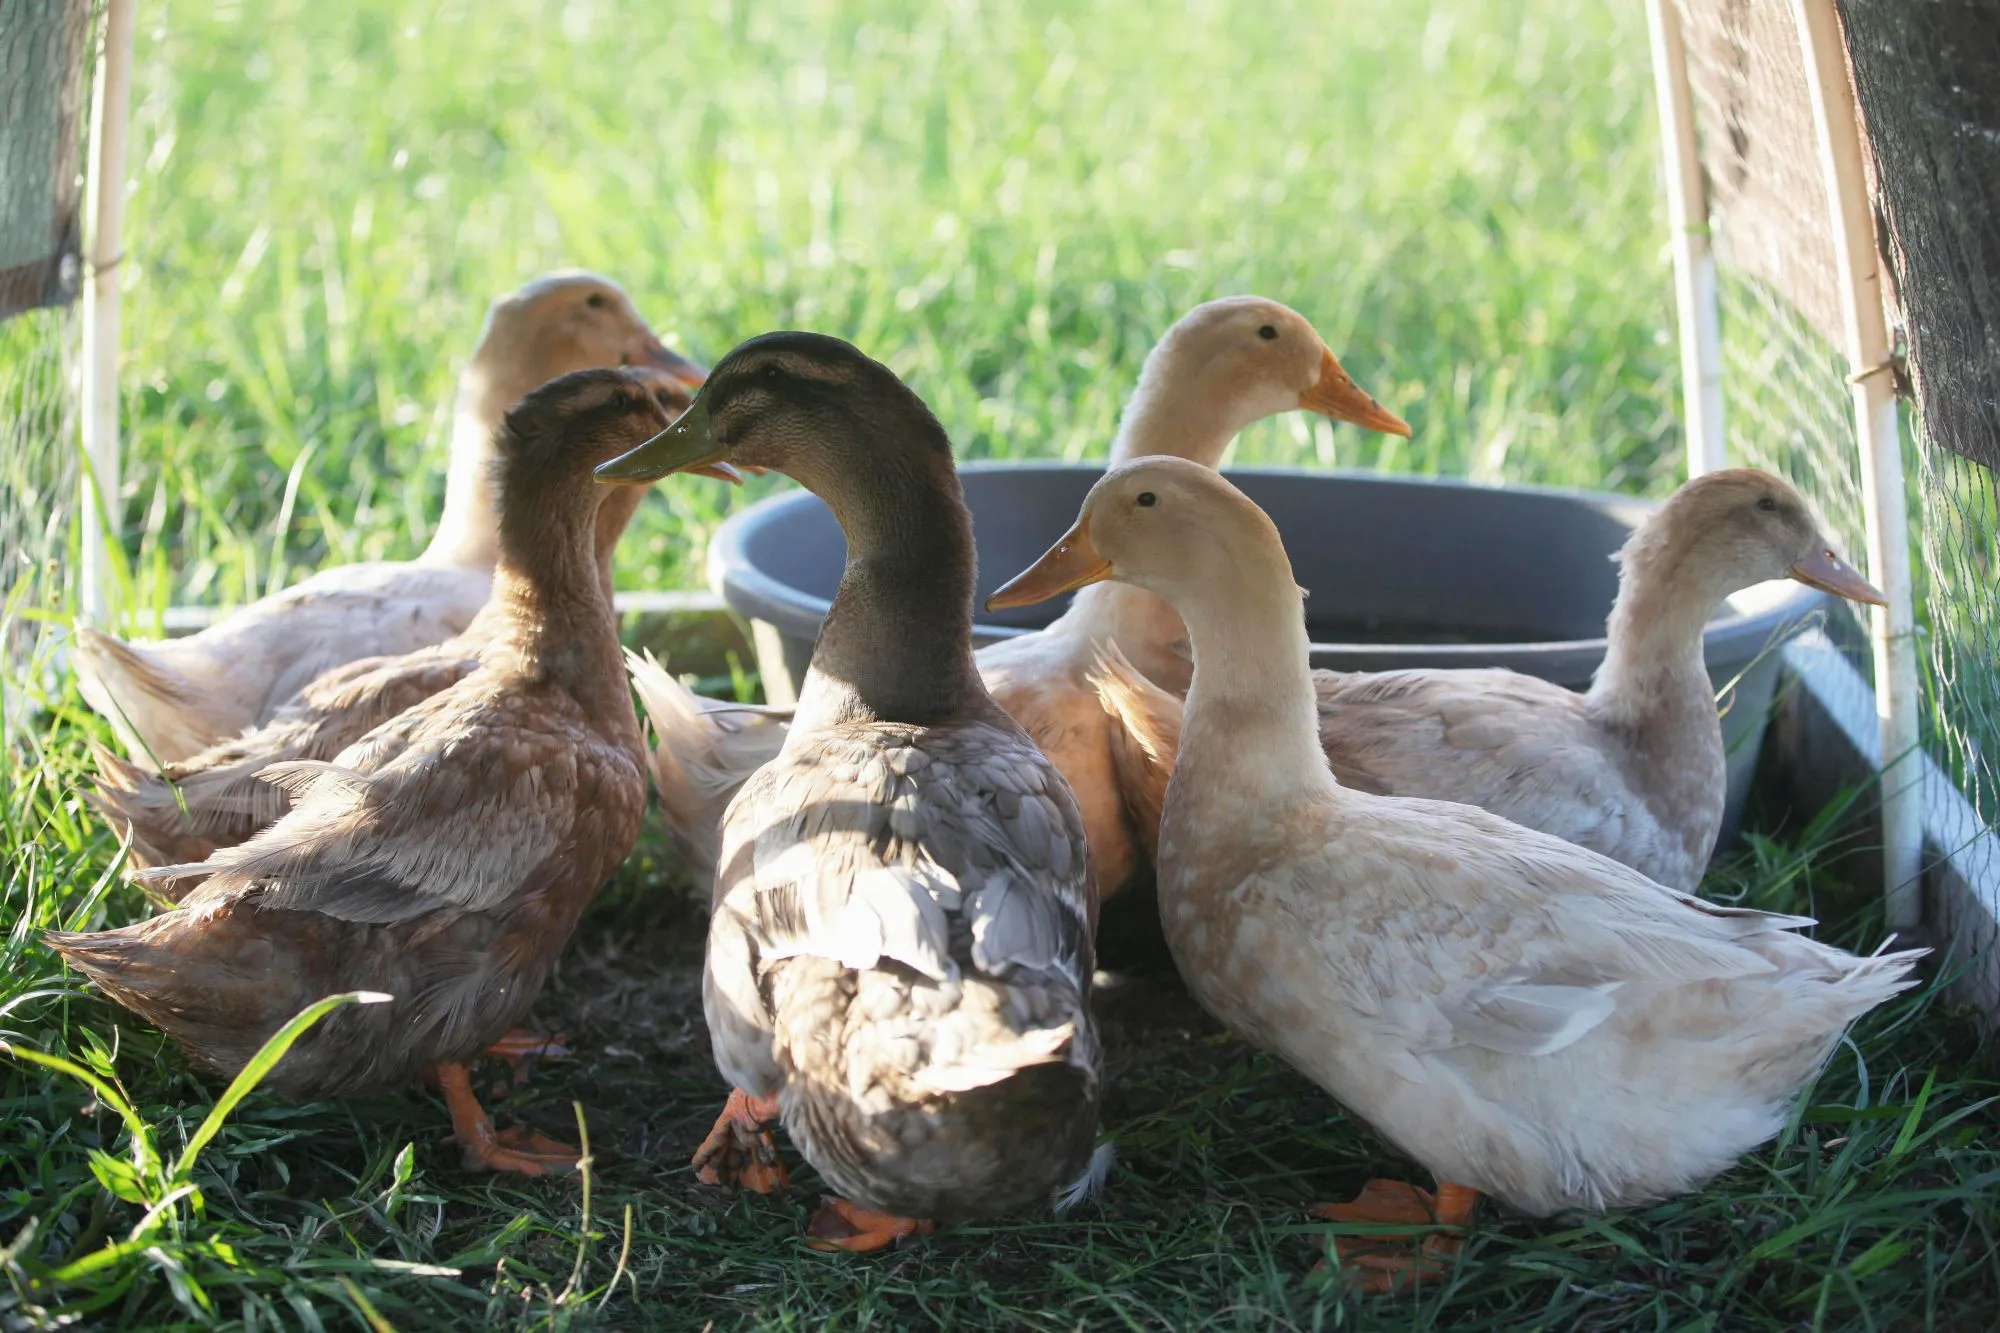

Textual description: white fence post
[1791,0,1925,930]
[78,0,137,628]
[1645,0,1726,478]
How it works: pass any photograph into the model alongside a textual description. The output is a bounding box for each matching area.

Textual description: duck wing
[1281,794,1814,1066]
[90,644,484,875]
[72,562,489,764]
[1314,667,1637,823]
[705,719,1094,1088]
[141,679,640,925]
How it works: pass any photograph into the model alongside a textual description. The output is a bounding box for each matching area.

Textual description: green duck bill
[596,392,731,483]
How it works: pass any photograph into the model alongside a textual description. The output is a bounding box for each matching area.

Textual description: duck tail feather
[1088,643,1179,859]
[910,1021,1077,1095]
[625,648,785,882]
[1053,1141,1116,1214]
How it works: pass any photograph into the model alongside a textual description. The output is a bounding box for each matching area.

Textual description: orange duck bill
[1301,346,1411,437]
[985,521,1112,611]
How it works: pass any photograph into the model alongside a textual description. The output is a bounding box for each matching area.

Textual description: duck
[47,367,666,1175]
[1077,467,1886,892]
[631,296,1408,896]
[74,271,706,766]
[86,365,730,875]
[596,331,1104,1251]
[987,456,1924,1290]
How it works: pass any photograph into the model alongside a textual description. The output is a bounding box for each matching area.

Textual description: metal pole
[1645,0,1726,477]
[1791,0,1925,929]
[79,0,137,627]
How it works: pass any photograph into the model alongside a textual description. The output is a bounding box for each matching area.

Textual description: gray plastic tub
[708,463,1834,845]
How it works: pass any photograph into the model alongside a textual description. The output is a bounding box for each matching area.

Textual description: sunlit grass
[4,0,1995,1328]
[113,0,1675,615]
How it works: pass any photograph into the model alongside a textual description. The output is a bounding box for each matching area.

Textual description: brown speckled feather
[706,715,1099,1220]
[48,367,662,1101]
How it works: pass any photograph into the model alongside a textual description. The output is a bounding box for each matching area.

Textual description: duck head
[1122,296,1410,461]
[595,330,951,496]
[988,456,1286,612]
[470,270,708,410]
[1628,468,1885,607]
[497,366,681,484]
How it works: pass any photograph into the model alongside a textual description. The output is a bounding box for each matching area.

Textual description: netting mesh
[1676,0,1999,916]
[0,0,93,752]
[1839,0,2000,917]
[1912,441,2000,884]
[0,308,79,755]
[0,0,91,319]
[1840,0,2000,475]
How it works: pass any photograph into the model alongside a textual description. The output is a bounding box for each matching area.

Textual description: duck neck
[589,482,646,603]
[1110,348,1245,471]
[422,377,512,569]
[1054,582,1193,691]
[794,454,985,730]
[1049,355,1248,684]
[486,473,632,728]
[1587,542,1721,726]
[1174,568,1328,802]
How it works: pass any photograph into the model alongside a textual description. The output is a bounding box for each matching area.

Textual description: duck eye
[1257,324,1278,341]
[585,292,609,309]
[1136,491,1158,508]
[1756,496,1778,513]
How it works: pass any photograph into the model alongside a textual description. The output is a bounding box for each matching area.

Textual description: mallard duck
[73,271,706,766]
[1077,467,1885,892]
[86,365,727,875]
[989,456,1924,1290]
[632,297,1407,896]
[48,367,666,1175]
[597,331,1103,1250]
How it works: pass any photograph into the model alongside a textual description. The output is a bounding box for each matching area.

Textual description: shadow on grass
[4,806,1997,1330]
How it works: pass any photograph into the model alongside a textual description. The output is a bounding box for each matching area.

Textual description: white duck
[988,456,1924,1292]
[74,270,706,765]
[1086,467,1888,892]
[631,296,1408,894]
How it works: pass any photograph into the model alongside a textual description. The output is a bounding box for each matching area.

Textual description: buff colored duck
[48,368,665,1175]
[87,366,729,875]
[597,331,1103,1251]
[1079,468,1886,892]
[990,457,1923,1290]
[74,271,705,766]
[632,297,1408,895]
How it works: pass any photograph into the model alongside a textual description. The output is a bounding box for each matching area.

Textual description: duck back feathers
[706,721,1100,1220]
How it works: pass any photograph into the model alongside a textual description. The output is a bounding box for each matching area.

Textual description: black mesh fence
[1,0,96,748]
[1836,0,2000,900]
[1675,0,1998,930]
[0,0,93,319]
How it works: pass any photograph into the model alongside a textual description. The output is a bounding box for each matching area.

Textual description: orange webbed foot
[435,1062,580,1177]
[691,1088,789,1193]
[805,1198,936,1253]
[1312,1178,1478,1294]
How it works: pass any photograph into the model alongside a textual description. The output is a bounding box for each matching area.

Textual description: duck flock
[59,270,1921,1289]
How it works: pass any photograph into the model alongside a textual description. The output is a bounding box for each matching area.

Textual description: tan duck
[87,365,728,875]
[1078,468,1886,893]
[633,296,1408,896]
[597,331,1104,1251]
[989,456,1923,1291]
[74,271,706,766]
[48,368,665,1175]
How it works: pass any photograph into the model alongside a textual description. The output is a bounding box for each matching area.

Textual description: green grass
[4,0,1997,1328]
[108,0,1678,609]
